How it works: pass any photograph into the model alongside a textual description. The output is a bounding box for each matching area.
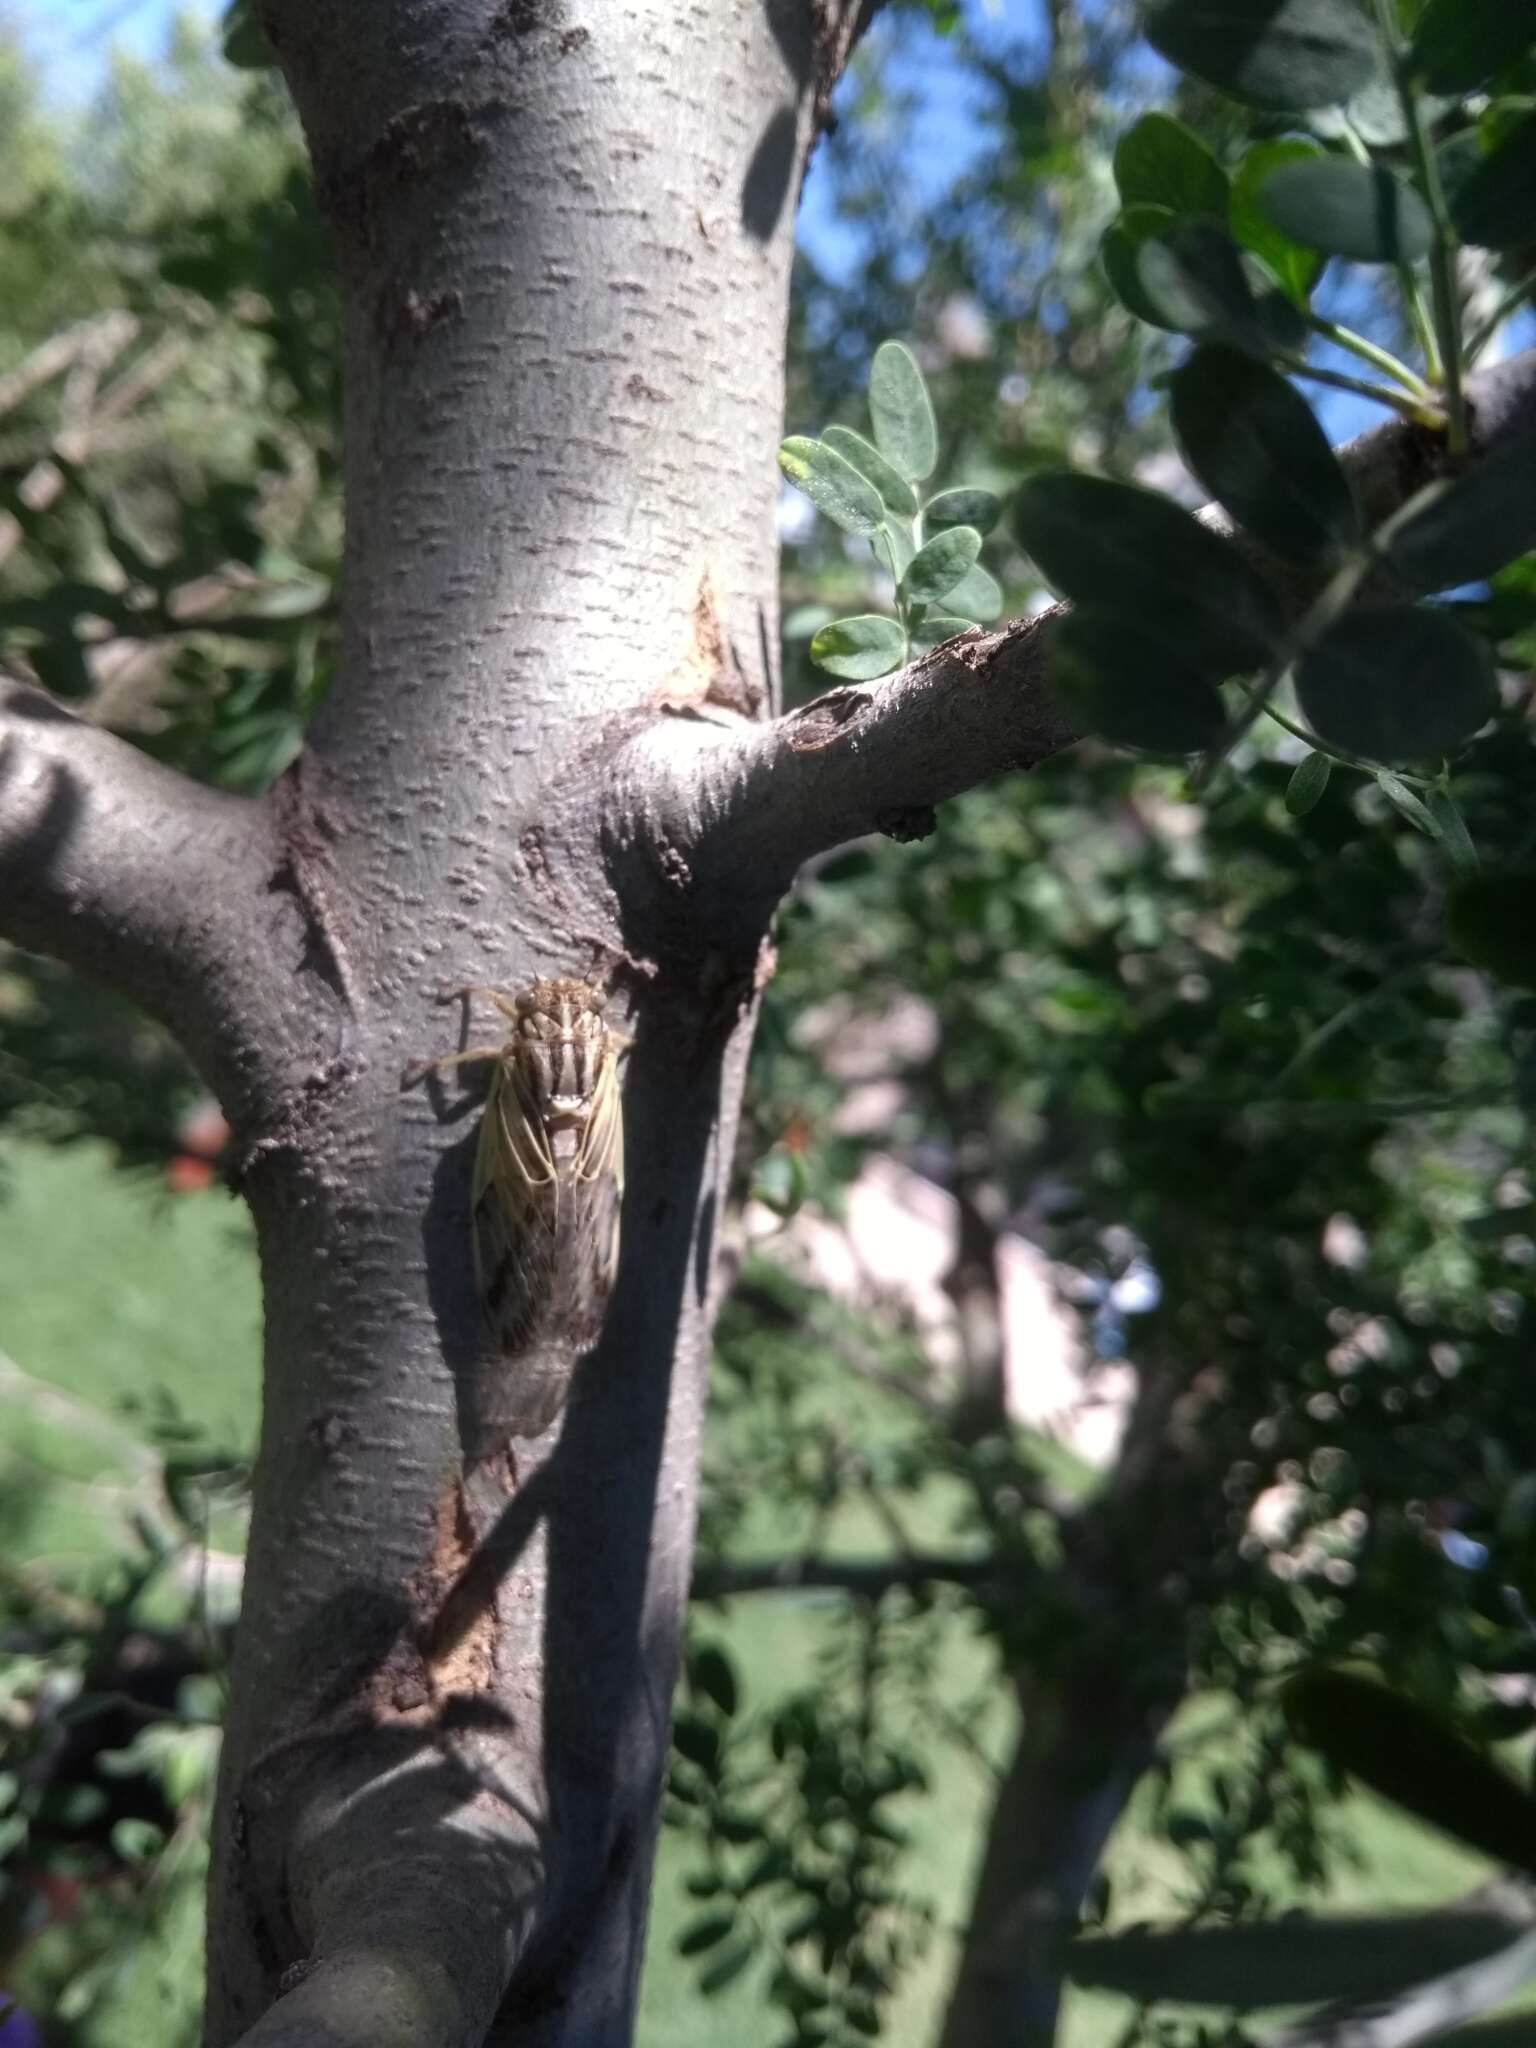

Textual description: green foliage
[778,344,1002,680]
[1142,0,1381,111]
[1295,606,1496,760]
[1228,139,1328,303]
[1014,470,1281,673]
[1409,0,1536,95]
[1044,0,1536,985]
[1113,114,1229,222]
[1256,158,1435,266]
[670,1564,938,2044]
[1449,113,1536,252]
[1043,608,1226,754]
[1168,345,1357,563]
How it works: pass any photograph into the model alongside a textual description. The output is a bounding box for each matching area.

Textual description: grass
[0,1135,1519,2045]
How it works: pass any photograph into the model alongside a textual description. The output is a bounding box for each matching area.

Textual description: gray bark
[2,2,1536,2039]
[191,5,831,2044]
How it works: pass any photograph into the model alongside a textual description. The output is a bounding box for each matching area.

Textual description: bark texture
[190,5,835,2044]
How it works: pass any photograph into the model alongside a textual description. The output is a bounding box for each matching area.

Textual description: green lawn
[0,1136,1512,2046]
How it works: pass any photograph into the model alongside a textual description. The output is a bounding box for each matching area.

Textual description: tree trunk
[937,1649,1173,2048]
[190,5,841,2042]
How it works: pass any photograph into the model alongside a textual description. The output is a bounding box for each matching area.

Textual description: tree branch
[647,342,1536,894]
[691,1550,998,1599]
[0,677,288,1111]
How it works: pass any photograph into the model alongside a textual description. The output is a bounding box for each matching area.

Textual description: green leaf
[1046,607,1227,753]
[1381,436,1536,597]
[925,487,1002,535]
[1143,218,1308,353]
[1411,0,1536,94]
[909,613,983,650]
[1284,1668,1536,1874]
[777,437,885,537]
[940,562,1003,622]
[699,1938,758,1996]
[1377,769,1441,837]
[1392,432,1536,593]
[1170,344,1357,561]
[1132,218,1281,348]
[868,341,938,483]
[902,527,983,605]
[1256,158,1434,264]
[689,1643,739,1718]
[678,1914,738,1958]
[752,1148,807,1216]
[1448,872,1536,989]
[110,1817,165,1865]
[1015,472,1281,674]
[821,426,920,519]
[808,614,907,680]
[1113,113,1230,218]
[1285,750,1333,814]
[1297,607,1497,760]
[1142,0,1380,110]
[1230,139,1328,301]
[1450,113,1536,250]
[1427,789,1479,876]
[673,1713,722,1775]
[1101,205,1182,328]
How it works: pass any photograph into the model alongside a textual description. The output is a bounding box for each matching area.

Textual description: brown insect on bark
[408,977,626,1452]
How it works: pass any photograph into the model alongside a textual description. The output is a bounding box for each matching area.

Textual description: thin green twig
[1244,688,1372,773]
[1274,349,1435,421]
[1305,314,1432,398]
[1194,551,1377,793]
[1466,264,1536,366]
[1373,0,1466,450]
[1340,113,1439,373]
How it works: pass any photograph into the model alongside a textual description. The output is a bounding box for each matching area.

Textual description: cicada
[412,977,625,1451]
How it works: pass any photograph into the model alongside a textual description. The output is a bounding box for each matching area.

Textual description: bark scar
[269,754,360,1017]
[650,571,763,724]
[419,1477,497,1700]
[783,685,870,752]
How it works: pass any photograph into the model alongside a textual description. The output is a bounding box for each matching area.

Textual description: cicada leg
[436,984,522,1023]
[400,1044,506,1089]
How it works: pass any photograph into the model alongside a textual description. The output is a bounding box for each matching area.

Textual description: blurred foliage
[2,3,1536,2048]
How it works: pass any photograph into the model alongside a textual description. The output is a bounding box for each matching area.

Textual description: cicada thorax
[458,977,625,1453]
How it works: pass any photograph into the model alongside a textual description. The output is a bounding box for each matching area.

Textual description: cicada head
[512,977,613,1121]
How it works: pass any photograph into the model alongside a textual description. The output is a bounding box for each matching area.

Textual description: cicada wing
[471,1064,558,1358]
[462,1026,624,1456]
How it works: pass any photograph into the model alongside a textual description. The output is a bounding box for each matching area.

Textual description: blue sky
[18,0,192,96]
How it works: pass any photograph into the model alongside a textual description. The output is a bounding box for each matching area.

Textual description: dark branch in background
[644,343,1536,896]
[691,1551,999,1600]
[0,676,285,1110]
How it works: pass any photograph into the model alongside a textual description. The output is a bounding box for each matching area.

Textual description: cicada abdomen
[414,977,624,1456]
